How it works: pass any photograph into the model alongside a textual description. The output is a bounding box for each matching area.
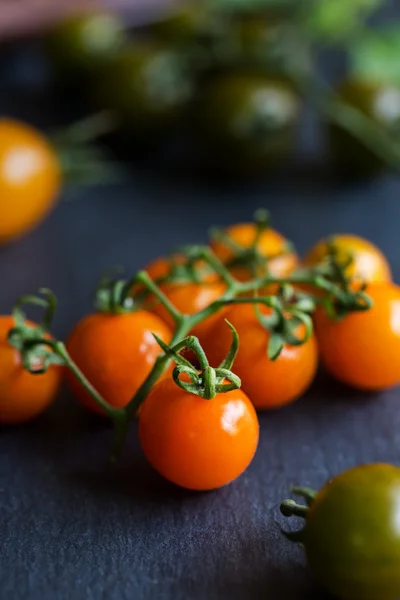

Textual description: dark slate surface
[2,38,400,600]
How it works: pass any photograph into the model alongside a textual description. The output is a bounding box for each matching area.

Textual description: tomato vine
[6,211,373,460]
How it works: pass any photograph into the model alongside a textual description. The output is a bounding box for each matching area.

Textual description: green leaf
[350,26,400,85]
[305,0,383,41]
[268,333,285,361]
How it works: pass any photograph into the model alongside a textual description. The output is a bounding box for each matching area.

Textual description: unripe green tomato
[303,464,400,600]
[44,11,126,77]
[226,14,310,76]
[194,72,300,176]
[92,42,194,137]
[328,79,400,177]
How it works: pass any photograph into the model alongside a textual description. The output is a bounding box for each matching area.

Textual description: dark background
[2,18,400,600]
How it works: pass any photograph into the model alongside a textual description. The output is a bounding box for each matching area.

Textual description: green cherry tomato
[329,79,400,176]
[195,73,300,176]
[44,11,126,77]
[93,42,194,137]
[148,4,235,78]
[282,464,400,600]
[227,14,310,76]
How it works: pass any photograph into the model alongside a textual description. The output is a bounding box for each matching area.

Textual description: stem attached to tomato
[292,72,400,171]
[53,342,122,420]
[8,212,375,461]
[93,245,374,456]
[133,271,184,324]
[279,487,317,545]
[280,499,309,519]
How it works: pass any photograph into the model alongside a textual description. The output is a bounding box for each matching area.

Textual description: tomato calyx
[253,284,315,359]
[94,268,135,314]
[312,242,374,319]
[8,289,64,374]
[280,486,317,544]
[51,112,124,187]
[210,208,295,277]
[132,252,219,309]
[154,321,241,400]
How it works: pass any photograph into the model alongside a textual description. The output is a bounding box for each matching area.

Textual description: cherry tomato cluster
[2,211,400,599]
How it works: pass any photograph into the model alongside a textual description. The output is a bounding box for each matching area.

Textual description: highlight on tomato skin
[139,377,259,491]
[315,282,400,391]
[65,310,172,415]
[304,234,392,285]
[0,316,62,425]
[0,119,61,245]
[211,221,299,281]
[202,304,318,410]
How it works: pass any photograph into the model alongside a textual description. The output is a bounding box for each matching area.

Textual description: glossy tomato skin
[304,234,392,285]
[0,119,61,244]
[139,377,259,490]
[329,79,400,177]
[0,316,62,424]
[65,311,172,415]
[304,464,400,600]
[203,304,318,409]
[195,73,300,176]
[211,222,298,282]
[315,283,400,391]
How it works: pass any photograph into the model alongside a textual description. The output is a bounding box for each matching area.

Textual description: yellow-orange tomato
[140,254,219,289]
[65,311,172,415]
[137,254,226,344]
[203,304,318,409]
[153,280,227,341]
[315,283,400,391]
[0,119,61,244]
[0,316,62,424]
[139,377,259,490]
[304,234,392,284]
[211,222,298,281]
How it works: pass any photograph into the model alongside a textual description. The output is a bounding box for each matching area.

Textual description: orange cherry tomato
[138,254,226,344]
[141,253,219,289]
[139,377,259,490]
[304,234,392,284]
[315,283,400,391]
[141,254,186,286]
[211,222,298,282]
[203,304,318,409]
[0,316,62,424]
[153,280,227,341]
[0,119,61,244]
[65,311,172,415]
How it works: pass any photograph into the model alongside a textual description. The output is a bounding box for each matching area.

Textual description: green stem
[52,111,117,145]
[293,72,400,171]
[291,486,317,506]
[280,500,309,519]
[196,247,237,290]
[54,341,120,419]
[124,318,191,422]
[134,271,183,324]
[110,410,131,463]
